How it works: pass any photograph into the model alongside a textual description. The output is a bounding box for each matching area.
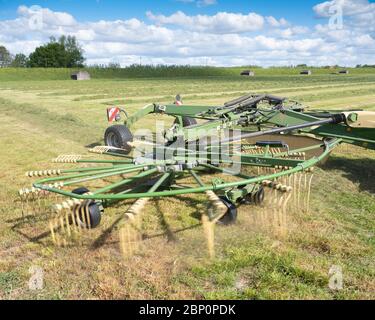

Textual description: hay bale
[240,70,255,77]
[300,70,312,75]
[71,71,91,81]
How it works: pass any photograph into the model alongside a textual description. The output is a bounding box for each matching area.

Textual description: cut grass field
[0,69,374,300]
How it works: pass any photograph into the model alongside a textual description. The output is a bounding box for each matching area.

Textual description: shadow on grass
[91,215,124,249]
[322,156,375,193]
[134,197,202,242]
[92,197,202,249]
[85,141,102,148]
[9,212,53,244]
[8,192,205,249]
[142,224,201,241]
[154,200,178,242]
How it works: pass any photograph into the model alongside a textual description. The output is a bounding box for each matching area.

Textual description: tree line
[0,35,85,68]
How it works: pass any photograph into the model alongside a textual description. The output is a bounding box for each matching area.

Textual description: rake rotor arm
[124,104,155,129]
[223,94,286,110]
[221,114,345,145]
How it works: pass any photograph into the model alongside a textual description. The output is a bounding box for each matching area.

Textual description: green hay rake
[19,94,375,256]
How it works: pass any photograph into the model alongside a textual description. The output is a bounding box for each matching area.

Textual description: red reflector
[107,107,120,122]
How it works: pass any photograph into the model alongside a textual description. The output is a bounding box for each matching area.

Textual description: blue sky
[0,0,328,25]
[0,0,374,66]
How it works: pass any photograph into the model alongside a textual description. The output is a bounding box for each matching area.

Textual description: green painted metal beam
[33,139,341,201]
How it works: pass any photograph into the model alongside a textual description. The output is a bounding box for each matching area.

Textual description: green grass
[0,68,374,300]
[0,271,22,299]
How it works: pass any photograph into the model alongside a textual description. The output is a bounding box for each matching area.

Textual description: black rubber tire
[217,196,238,225]
[245,186,265,205]
[104,125,133,154]
[86,201,102,228]
[255,187,265,205]
[174,117,197,127]
[71,188,102,229]
[72,187,90,195]
[75,200,102,229]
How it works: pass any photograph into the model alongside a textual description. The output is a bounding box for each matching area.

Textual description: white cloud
[146,11,265,33]
[0,4,374,67]
[17,5,76,27]
[354,34,375,46]
[197,0,217,7]
[175,0,217,7]
[266,16,289,28]
[271,26,310,39]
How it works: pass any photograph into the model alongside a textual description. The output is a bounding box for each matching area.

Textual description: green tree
[60,35,85,68]
[28,36,85,68]
[11,53,28,68]
[28,42,66,67]
[108,62,121,69]
[0,46,13,67]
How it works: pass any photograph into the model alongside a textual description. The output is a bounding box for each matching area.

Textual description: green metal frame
[32,138,340,204]
[28,94,375,207]
[123,98,375,150]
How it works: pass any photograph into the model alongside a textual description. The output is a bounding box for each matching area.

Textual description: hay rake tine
[119,172,171,259]
[305,174,314,214]
[190,169,230,258]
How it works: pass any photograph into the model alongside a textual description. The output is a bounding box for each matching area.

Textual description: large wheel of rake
[104,125,133,154]
[217,196,238,226]
[174,117,197,127]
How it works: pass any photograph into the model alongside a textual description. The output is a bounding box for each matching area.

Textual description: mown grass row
[0,65,374,81]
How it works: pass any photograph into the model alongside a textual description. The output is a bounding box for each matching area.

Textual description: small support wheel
[72,188,103,229]
[72,187,90,195]
[217,196,238,225]
[253,186,265,205]
[73,200,103,229]
[245,186,265,205]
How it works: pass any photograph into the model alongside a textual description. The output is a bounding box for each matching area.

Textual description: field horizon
[1,65,375,81]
